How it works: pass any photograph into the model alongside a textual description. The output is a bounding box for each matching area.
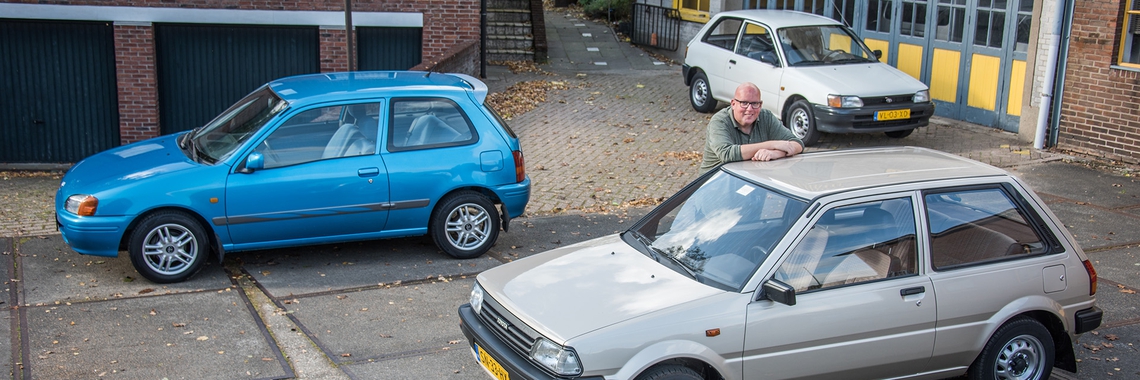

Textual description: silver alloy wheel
[789,107,811,139]
[141,223,199,276]
[445,202,493,250]
[994,333,1046,380]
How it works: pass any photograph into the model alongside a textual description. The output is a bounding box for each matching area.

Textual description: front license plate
[875,109,910,121]
[475,343,510,380]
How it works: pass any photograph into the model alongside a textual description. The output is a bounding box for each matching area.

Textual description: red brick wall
[113,24,159,145]
[10,0,482,144]
[1059,0,1140,165]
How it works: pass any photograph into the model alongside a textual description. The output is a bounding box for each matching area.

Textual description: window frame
[674,0,710,23]
[1118,0,1140,68]
[386,97,479,153]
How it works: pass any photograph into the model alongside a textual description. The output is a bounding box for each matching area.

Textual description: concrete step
[487,35,534,50]
[486,0,530,10]
[487,22,533,36]
[487,49,534,62]
[486,9,532,23]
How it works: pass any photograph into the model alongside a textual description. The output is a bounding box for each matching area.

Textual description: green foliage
[579,0,632,21]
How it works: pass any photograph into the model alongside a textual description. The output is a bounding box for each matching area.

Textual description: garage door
[0,19,119,163]
[155,24,319,134]
[358,26,423,70]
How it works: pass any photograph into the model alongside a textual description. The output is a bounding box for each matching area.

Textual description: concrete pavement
[0,5,1138,380]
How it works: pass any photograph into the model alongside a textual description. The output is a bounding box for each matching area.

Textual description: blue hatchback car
[56,71,531,283]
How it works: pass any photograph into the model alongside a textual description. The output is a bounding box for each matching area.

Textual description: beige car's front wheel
[968,317,1054,380]
[637,364,702,380]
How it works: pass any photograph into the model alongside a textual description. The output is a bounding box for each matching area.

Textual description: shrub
[578,0,632,21]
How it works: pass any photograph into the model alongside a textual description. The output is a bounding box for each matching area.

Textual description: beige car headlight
[470,283,485,315]
[530,338,582,376]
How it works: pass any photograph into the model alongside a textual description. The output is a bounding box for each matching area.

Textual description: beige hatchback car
[459,147,1102,380]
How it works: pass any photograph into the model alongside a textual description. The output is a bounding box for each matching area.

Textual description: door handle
[900,286,925,296]
[358,167,380,177]
[729,59,737,65]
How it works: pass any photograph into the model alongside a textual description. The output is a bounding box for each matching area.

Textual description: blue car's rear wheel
[128,211,208,283]
[431,191,500,259]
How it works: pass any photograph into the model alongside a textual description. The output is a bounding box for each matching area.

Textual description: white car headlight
[530,338,582,376]
[914,90,930,103]
[470,283,484,315]
[827,95,863,108]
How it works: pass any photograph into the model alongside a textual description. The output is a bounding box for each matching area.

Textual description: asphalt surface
[1,7,1138,380]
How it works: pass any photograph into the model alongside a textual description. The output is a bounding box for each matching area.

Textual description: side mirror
[758,279,796,305]
[873,50,883,60]
[239,152,265,174]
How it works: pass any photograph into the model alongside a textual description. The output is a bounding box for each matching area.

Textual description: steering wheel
[823,50,845,62]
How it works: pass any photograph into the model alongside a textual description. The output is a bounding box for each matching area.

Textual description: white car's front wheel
[786,100,820,146]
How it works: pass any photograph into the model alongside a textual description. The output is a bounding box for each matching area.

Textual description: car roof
[722,146,1010,200]
[711,9,842,30]
[266,71,488,106]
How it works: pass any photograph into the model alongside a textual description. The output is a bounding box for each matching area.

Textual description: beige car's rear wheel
[968,317,1054,380]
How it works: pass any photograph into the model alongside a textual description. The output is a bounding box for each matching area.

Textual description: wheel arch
[683,66,703,87]
[610,340,732,380]
[118,206,222,263]
[429,186,507,231]
[779,94,808,122]
[973,298,1075,374]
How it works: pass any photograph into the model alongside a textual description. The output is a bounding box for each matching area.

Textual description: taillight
[1082,259,1097,296]
[513,150,526,183]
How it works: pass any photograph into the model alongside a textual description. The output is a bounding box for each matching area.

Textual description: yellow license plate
[875,109,910,121]
[475,344,510,380]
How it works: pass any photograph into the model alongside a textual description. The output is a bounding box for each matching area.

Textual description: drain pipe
[1048,0,1075,147]
[1034,0,1066,149]
[480,0,487,78]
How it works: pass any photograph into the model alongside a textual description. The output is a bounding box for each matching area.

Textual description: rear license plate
[875,109,910,121]
[475,343,510,380]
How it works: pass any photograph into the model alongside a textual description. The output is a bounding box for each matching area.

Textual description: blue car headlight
[65,194,98,216]
[530,338,582,376]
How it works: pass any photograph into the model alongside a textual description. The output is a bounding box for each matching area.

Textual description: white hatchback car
[459,147,1102,380]
[683,10,934,146]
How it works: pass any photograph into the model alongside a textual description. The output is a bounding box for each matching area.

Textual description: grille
[862,94,917,106]
[478,297,538,357]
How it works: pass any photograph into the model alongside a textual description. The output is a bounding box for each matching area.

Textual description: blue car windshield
[188,87,288,163]
[626,171,808,291]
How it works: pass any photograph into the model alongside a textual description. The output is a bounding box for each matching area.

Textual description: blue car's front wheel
[128,211,209,283]
[431,191,500,259]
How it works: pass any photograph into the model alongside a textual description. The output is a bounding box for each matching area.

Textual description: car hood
[789,63,927,97]
[62,133,200,191]
[477,234,722,343]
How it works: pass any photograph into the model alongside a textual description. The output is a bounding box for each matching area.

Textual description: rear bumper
[811,102,935,134]
[495,177,531,219]
[1074,306,1102,334]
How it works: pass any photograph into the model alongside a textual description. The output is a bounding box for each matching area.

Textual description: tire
[786,100,820,146]
[885,129,914,139]
[689,71,717,113]
[968,317,1055,380]
[127,211,209,283]
[431,191,500,259]
[636,364,703,380]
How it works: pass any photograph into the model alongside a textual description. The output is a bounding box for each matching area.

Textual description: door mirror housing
[759,279,797,305]
[240,152,265,174]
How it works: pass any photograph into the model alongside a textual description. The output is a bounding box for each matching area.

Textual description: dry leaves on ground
[487,80,579,120]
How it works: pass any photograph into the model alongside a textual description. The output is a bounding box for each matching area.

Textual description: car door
[742,195,937,379]
[223,102,390,247]
[920,184,1065,369]
[697,16,744,102]
[724,21,784,118]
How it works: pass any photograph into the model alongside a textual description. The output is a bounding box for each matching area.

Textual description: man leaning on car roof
[700,82,803,174]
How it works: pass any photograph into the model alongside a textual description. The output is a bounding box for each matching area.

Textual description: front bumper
[55,211,127,257]
[459,304,568,380]
[811,101,935,134]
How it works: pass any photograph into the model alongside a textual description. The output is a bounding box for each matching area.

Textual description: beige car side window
[925,187,1046,270]
[774,197,918,293]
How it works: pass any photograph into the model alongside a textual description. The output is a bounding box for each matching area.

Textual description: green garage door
[0,20,119,163]
[155,24,319,134]
[358,26,423,70]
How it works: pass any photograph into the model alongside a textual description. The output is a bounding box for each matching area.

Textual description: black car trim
[211,199,428,226]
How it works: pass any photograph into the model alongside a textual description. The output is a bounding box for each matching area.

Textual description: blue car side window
[256,103,380,168]
[388,98,477,151]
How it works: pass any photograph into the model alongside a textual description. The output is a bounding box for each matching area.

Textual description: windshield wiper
[832,58,872,64]
[792,60,827,67]
[654,247,698,281]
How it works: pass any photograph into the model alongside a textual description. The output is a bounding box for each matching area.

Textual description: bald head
[734,82,761,102]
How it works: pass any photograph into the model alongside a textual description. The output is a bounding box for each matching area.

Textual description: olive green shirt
[699,107,803,173]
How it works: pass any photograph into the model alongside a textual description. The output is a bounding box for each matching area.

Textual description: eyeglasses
[733,99,763,109]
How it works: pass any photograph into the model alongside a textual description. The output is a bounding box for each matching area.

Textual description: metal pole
[345,0,355,72]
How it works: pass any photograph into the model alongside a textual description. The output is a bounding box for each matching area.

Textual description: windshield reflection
[778,25,877,67]
[187,87,288,163]
[627,171,808,291]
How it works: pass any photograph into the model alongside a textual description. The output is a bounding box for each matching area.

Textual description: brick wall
[1059,0,1140,165]
[113,24,159,146]
[411,39,481,75]
[9,0,482,145]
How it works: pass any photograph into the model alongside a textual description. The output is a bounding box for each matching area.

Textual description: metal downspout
[480,0,487,78]
[1047,0,1075,147]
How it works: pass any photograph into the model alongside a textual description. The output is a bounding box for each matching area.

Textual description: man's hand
[752,148,788,161]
